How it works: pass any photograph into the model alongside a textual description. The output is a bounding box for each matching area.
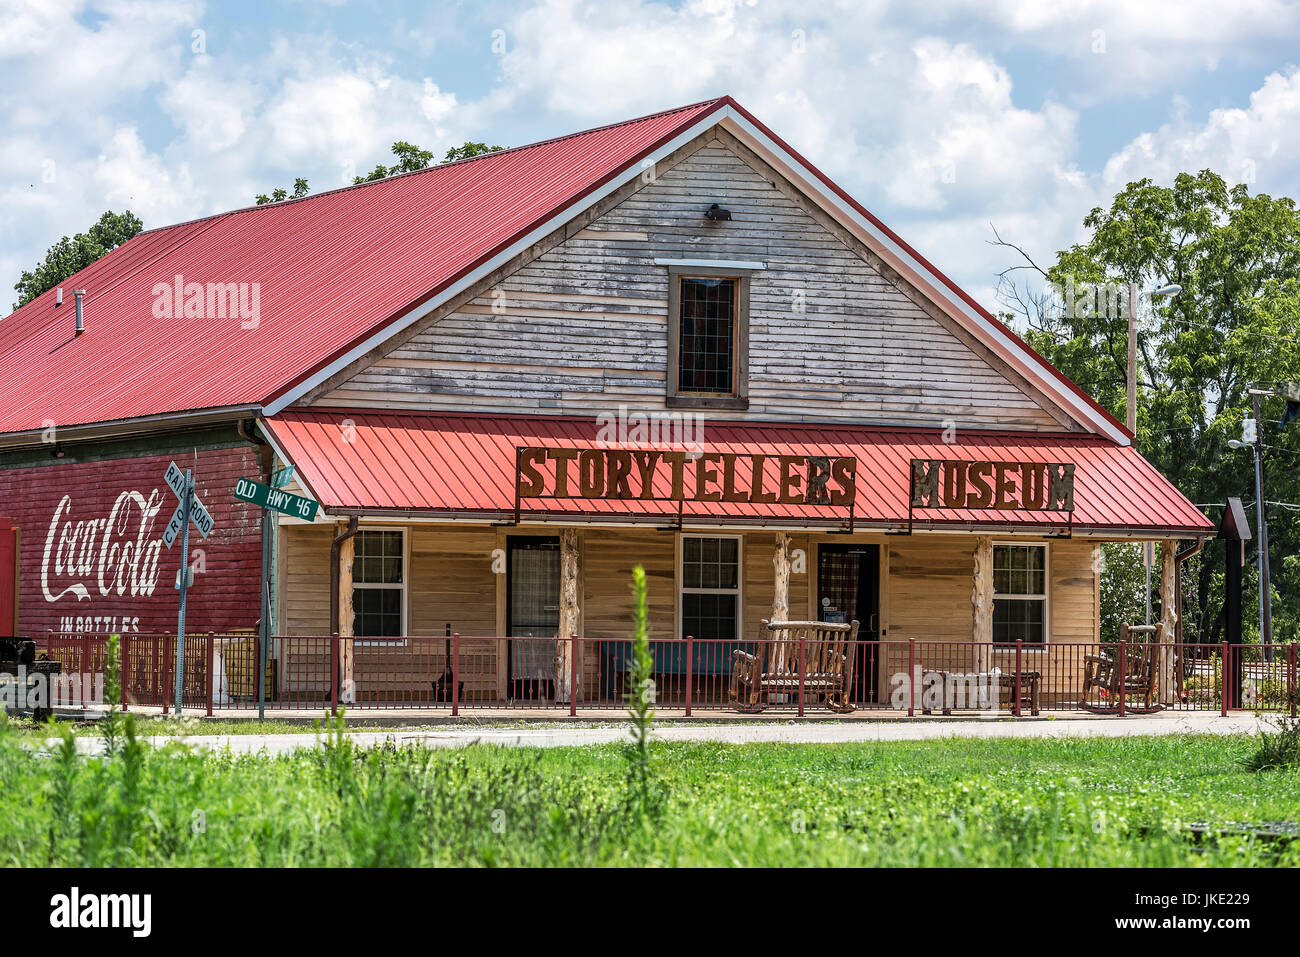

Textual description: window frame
[991,541,1050,646]
[665,265,752,410]
[351,526,408,643]
[677,533,744,641]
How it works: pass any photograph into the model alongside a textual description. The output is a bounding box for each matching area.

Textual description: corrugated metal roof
[0,99,726,434]
[264,410,1214,534]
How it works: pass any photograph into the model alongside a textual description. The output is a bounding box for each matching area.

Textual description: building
[0,97,1215,711]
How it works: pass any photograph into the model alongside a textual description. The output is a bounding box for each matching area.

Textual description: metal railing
[30,633,1299,717]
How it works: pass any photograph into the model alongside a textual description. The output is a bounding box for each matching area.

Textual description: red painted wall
[0,445,262,637]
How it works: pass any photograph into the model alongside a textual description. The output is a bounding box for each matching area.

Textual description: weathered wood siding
[316,139,1063,431]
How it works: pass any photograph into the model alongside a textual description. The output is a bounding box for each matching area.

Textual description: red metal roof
[264,411,1213,535]
[0,99,726,434]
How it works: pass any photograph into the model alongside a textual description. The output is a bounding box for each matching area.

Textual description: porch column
[1158,539,1178,705]
[972,536,993,673]
[337,530,356,704]
[772,532,791,623]
[555,528,581,703]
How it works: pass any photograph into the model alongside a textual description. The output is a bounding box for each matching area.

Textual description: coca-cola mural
[2,444,263,636]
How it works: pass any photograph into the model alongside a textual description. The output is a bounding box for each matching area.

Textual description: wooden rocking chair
[729,619,860,713]
[1080,623,1164,714]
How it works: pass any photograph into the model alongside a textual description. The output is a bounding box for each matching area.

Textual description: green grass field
[1,716,1296,866]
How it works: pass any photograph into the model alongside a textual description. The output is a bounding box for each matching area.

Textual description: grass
[1,714,1296,867]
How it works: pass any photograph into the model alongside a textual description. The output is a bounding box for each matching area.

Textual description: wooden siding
[316,139,1063,431]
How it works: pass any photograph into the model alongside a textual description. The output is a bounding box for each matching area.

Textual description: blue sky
[5,0,1300,317]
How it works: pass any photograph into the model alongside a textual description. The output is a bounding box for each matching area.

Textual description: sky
[4,0,1300,320]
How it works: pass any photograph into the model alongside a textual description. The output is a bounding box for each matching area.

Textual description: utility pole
[1127,281,1138,435]
[1250,389,1273,658]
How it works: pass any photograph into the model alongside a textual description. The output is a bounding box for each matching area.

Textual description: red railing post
[1014,639,1023,717]
[205,632,215,716]
[162,636,171,715]
[1117,639,1127,717]
[330,632,339,716]
[1290,642,1297,719]
[120,634,130,712]
[1221,641,1230,716]
[569,635,579,717]
[908,638,916,717]
[684,635,694,717]
[790,639,800,712]
[451,633,460,716]
[81,633,91,689]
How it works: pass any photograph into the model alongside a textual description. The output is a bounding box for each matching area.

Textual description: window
[665,265,751,409]
[680,536,741,641]
[992,543,1047,644]
[678,277,735,394]
[352,529,405,638]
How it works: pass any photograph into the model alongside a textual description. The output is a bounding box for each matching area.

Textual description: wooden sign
[910,459,1075,512]
[516,448,857,507]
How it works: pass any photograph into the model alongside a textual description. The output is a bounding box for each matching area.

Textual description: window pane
[678,277,735,394]
[682,593,738,641]
[354,588,402,637]
[993,545,1044,597]
[993,598,1044,643]
[355,531,402,583]
[681,537,739,592]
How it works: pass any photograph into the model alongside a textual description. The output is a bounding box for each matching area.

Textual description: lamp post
[1127,282,1182,435]
[1130,282,1181,622]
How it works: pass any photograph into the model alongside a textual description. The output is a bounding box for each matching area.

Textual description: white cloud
[1103,67,1300,192]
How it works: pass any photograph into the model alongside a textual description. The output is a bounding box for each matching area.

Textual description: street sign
[234,476,319,522]
[163,461,213,539]
[271,464,295,488]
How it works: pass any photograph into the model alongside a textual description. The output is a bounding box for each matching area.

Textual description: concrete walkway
[50,711,1269,757]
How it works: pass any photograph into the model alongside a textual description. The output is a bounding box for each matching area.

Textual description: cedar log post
[556,528,580,704]
[1158,539,1178,705]
[972,536,993,674]
[771,532,793,675]
[337,531,356,704]
[772,531,791,623]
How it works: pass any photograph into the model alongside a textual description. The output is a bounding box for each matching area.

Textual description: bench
[729,619,860,713]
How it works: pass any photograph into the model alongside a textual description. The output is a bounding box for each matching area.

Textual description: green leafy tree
[254,177,309,205]
[12,210,143,309]
[997,170,1300,646]
[442,141,504,163]
[254,141,504,204]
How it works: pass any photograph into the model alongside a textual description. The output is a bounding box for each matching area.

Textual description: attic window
[664,264,753,410]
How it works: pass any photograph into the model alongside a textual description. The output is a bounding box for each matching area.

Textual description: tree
[995,171,1300,646]
[12,210,143,310]
[253,141,505,204]
[442,141,504,163]
[255,177,309,206]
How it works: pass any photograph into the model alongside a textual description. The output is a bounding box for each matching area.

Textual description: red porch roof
[263,411,1213,536]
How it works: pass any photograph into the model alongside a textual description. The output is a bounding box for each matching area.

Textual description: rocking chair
[1080,623,1164,714]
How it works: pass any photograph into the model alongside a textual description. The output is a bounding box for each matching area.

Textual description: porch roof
[262,410,1214,536]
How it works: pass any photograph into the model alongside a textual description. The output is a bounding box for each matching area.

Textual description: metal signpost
[162,463,213,714]
[234,473,319,718]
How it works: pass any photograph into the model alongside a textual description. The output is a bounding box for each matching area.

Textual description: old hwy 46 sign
[235,476,319,521]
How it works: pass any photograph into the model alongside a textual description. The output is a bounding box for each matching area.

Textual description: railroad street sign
[162,502,187,548]
[163,461,214,540]
[234,476,319,522]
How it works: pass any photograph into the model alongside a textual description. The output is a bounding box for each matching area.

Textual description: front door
[507,537,560,699]
[816,544,880,704]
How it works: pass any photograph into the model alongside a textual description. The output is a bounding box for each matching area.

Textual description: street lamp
[1130,282,1181,624]
[1127,282,1182,435]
